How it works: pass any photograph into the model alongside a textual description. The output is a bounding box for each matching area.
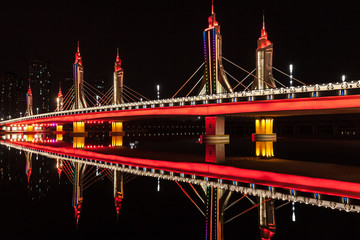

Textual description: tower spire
[211,0,214,14]
[263,12,265,30]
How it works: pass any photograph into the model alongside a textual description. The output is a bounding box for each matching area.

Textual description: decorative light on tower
[198,0,233,95]
[25,80,34,116]
[73,42,87,109]
[113,48,124,105]
[251,14,276,90]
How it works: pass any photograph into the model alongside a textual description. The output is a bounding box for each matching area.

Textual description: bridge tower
[73,162,86,228]
[24,81,34,117]
[56,83,64,112]
[24,151,33,185]
[113,170,124,221]
[198,0,233,95]
[203,186,231,240]
[251,15,276,90]
[113,48,124,105]
[258,197,276,239]
[73,42,87,109]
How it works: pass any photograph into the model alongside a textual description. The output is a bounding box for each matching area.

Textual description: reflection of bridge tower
[258,197,276,239]
[73,42,87,109]
[198,1,233,95]
[25,81,34,116]
[56,158,63,183]
[251,16,276,90]
[204,186,231,240]
[73,162,86,227]
[113,48,124,105]
[113,171,124,220]
[24,151,32,185]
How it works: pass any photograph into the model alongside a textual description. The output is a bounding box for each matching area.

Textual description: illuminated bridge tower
[113,48,124,105]
[24,151,33,185]
[56,83,64,112]
[199,1,233,95]
[258,197,276,240]
[24,81,33,117]
[251,16,276,90]
[73,42,87,109]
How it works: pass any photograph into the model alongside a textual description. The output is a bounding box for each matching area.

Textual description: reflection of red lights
[6,140,360,200]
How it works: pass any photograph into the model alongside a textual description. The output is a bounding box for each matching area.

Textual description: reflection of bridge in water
[2,139,360,239]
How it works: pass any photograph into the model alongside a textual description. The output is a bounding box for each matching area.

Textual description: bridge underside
[5,95,360,125]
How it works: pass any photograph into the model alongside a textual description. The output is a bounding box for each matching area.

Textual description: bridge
[1,1,360,240]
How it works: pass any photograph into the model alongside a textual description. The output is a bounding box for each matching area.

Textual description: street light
[289,64,293,87]
[156,84,160,99]
[342,75,346,82]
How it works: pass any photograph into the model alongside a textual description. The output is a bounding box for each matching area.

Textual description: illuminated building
[199,1,233,95]
[251,15,276,90]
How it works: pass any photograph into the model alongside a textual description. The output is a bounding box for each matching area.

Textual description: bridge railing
[2,80,360,125]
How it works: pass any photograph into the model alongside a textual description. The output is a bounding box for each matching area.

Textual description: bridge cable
[275,201,290,211]
[222,57,275,89]
[122,91,136,102]
[232,69,256,91]
[124,85,150,101]
[223,69,250,91]
[123,88,143,101]
[172,62,205,99]
[224,198,272,224]
[273,77,286,88]
[272,66,307,86]
[188,183,205,204]
[186,75,203,97]
[175,181,206,217]
[224,194,247,212]
[56,86,74,111]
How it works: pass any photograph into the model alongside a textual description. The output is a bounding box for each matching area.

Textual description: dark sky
[0,0,360,99]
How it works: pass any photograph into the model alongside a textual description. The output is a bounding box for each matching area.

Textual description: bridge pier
[201,116,229,163]
[258,197,276,240]
[255,141,274,158]
[54,124,65,141]
[110,121,125,147]
[252,118,276,142]
[72,121,87,148]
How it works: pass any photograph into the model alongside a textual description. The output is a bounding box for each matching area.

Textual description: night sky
[0,0,360,99]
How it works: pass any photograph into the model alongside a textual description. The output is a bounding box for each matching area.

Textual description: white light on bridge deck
[292,202,296,222]
[156,84,160,99]
[342,75,346,82]
[289,64,293,87]
[157,177,160,192]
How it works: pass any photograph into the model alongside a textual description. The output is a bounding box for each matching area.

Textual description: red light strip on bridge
[6,140,360,200]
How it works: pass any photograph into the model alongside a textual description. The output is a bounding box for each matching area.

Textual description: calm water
[1,131,360,240]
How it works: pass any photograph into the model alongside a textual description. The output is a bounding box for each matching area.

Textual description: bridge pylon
[251,15,276,90]
[258,197,276,240]
[113,170,124,221]
[24,81,33,117]
[113,48,124,105]
[73,42,87,110]
[24,151,33,186]
[198,1,233,95]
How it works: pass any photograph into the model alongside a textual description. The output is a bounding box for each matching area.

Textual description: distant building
[0,72,24,120]
[29,59,51,114]
[94,78,105,94]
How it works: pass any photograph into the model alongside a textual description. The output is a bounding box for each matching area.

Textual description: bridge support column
[255,141,274,158]
[54,124,65,141]
[258,197,276,240]
[72,121,87,148]
[252,118,276,141]
[110,121,125,147]
[204,186,231,240]
[201,117,229,163]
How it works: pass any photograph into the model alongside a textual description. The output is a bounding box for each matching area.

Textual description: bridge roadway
[2,80,360,126]
[2,140,360,213]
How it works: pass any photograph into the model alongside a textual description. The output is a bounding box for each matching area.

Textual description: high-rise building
[198,1,233,95]
[251,16,276,90]
[0,72,24,120]
[29,59,51,113]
